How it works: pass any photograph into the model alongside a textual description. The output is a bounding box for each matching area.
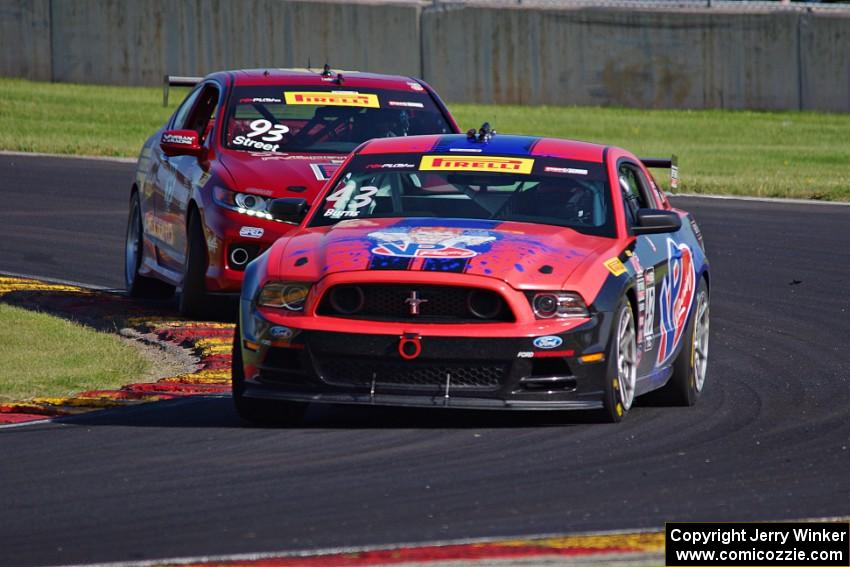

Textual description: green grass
[451,104,850,200]
[0,304,149,402]
[1,78,849,200]
[0,78,181,157]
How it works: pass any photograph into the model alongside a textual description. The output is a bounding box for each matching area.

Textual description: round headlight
[280,284,308,311]
[258,282,310,311]
[235,192,267,212]
[532,293,559,318]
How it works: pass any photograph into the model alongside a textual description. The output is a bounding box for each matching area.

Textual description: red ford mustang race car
[125,67,459,316]
[232,129,710,423]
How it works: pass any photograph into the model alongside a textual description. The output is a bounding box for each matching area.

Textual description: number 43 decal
[326,184,379,209]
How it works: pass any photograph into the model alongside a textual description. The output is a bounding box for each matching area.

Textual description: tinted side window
[184,85,220,143]
[618,164,645,225]
[171,87,202,130]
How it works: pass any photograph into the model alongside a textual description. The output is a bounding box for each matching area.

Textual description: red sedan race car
[124,67,459,316]
[233,130,710,423]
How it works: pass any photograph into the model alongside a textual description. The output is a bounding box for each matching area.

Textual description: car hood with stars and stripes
[269,217,613,291]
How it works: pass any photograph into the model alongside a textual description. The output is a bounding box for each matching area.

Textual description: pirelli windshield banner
[665,522,849,566]
[284,91,380,108]
[420,155,535,174]
[347,154,606,181]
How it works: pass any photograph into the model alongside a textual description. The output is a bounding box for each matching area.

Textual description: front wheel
[656,278,710,406]
[125,191,175,299]
[178,211,211,318]
[231,323,307,426]
[599,298,638,423]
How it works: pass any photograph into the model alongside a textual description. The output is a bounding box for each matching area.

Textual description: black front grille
[318,358,508,390]
[316,284,514,323]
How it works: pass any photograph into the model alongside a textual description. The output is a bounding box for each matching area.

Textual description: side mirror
[269,198,309,224]
[632,208,682,235]
[160,129,204,158]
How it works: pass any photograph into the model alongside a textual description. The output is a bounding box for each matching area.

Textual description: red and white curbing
[0,276,233,425]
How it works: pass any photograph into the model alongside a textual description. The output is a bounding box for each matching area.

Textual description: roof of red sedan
[358,134,608,163]
[212,68,425,90]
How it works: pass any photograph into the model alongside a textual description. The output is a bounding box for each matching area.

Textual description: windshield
[223,86,452,154]
[309,153,615,237]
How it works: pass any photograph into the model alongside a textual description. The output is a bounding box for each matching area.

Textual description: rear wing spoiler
[639,155,678,192]
[163,75,204,106]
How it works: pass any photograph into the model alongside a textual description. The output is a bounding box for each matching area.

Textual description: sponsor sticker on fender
[604,257,627,277]
[284,91,379,108]
[419,155,534,174]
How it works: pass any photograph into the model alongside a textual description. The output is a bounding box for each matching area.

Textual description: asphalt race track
[1,154,848,566]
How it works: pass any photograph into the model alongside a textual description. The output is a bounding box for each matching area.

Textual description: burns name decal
[369,227,496,259]
[656,239,696,366]
[419,155,534,174]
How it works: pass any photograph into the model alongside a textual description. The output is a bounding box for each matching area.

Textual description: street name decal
[284,92,379,108]
[419,155,535,174]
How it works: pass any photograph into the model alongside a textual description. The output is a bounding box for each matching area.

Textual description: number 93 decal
[246,119,289,142]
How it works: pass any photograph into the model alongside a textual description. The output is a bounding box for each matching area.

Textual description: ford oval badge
[269,326,293,339]
[533,335,563,349]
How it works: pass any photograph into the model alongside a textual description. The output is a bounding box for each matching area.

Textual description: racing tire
[124,191,175,299]
[178,210,211,319]
[231,323,307,427]
[598,297,638,423]
[655,278,710,406]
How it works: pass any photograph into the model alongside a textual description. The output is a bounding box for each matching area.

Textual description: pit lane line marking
[48,516,850,567]
[0,150,136,163]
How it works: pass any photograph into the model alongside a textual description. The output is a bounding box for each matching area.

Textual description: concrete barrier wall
[1,0,849,112]
[0,0,51,81]
[2,0,421,86]
[422,6,814,111]
[799,11,850,113]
